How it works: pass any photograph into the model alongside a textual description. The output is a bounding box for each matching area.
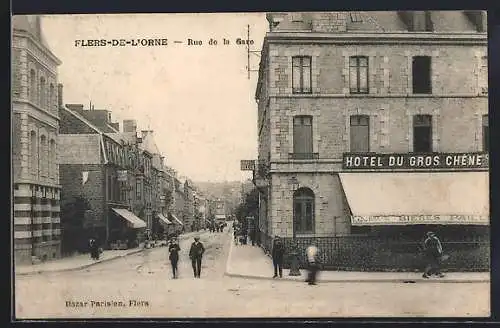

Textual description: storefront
[155,212,174,238]
[336,152,490,271]
[169,213,184,234]
[109,207,147,249]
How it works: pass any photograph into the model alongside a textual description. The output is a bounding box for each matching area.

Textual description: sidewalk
[224,243,490,283]
[16,231,201,276]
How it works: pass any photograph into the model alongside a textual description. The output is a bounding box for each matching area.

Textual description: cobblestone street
[15,230,489,318]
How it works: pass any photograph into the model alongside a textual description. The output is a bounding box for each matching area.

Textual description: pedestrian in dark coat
[272,236,285,278]
[168,237,181,279]
[189,236,205,278]
[89,238,99,260]
[422,231,445,278]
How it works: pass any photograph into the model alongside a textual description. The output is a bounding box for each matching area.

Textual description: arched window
[40,77,46,108]
[30,130,38,176]
[40,135,47,176]
[49,139,56,179]
[49,84,55,111]
[293,187,315,235]
[29,69,36,103]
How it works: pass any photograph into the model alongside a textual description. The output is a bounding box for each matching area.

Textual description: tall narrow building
[12,15,62,263]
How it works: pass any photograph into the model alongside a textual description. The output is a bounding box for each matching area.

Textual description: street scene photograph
[11,11,490,319]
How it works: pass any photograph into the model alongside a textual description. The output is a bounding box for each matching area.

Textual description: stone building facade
[254,11,488,270]
[12,16,62,263]
[59,105,151,252]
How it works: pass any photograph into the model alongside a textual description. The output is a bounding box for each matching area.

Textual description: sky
[41,13,268,182]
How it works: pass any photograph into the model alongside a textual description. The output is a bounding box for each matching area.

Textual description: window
[292,56,312,94]
[412,56,432,94]
[483,115,488,152]
[411,11,433,31]
[40,135,47,177]
[413,114,432,153]
[350,12,363,22]
[349,56,369,94]
[136,179,142,200]
[293,187,315,234]
[30,131,38,176]
[40,77,46,108]
[49,84,55,111]
[29,69,36,103]
[350,115,370,152]
[107,175,113,200]
[49,139,56,179]
[479,56,488,94]
[290,13,303,22]
[293,115,313,159]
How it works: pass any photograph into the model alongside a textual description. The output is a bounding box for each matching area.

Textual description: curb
[224,271,490,284]
[16,232,198,276]
[16,249,144,276]
[224,243,490,284]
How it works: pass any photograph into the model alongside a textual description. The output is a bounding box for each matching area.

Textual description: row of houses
[12,15,216,264]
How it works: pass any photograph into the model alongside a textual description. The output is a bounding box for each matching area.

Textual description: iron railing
[260,234,489,272]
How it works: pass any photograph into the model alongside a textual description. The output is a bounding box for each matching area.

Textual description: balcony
[288,153,319,160]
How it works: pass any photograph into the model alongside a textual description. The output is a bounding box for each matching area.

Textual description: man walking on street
[272,236,285,278]
[305,243,320,285]
[168,237,181,279]
[422,231,445,278]
[189,236,205,278]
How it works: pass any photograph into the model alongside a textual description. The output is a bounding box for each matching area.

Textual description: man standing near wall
[422,231,445,278]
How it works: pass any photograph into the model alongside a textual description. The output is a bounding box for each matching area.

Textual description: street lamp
[288,176,301,276]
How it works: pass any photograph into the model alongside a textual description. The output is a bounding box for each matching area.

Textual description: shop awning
[170,213,183,225]
[157,213,172,225]
[338,172,489,226]
[112,208,147,229]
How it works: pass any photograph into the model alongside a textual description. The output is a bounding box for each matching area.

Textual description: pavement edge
[223,241,489,284]
[16,232,198,276]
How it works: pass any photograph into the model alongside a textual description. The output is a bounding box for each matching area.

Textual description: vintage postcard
[12,11,489,319]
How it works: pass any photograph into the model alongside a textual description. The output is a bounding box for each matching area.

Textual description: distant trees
[235,187,259,222]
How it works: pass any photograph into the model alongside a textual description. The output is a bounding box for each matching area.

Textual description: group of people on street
[271,236,320,285]
[167,236,205,279]
[208,221,226,233]
[269,231,446,285]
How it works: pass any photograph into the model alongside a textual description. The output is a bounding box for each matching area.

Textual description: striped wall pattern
[13,183,61,262]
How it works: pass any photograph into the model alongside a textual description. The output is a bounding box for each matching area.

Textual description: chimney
[57,83,63,108]
[110,122,120,131]
[123,120,137,133]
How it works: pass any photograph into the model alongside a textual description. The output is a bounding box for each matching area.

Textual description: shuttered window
[483,115,489,152]
[413,114,433,153]
[350,115,370,152]
[293,116,313,158]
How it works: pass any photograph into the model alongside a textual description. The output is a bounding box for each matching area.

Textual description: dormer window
[291,13,303,22]
[350,12,363,23]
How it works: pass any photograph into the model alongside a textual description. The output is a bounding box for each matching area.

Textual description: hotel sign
[351,215,489,226]
[343,152,489,170]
